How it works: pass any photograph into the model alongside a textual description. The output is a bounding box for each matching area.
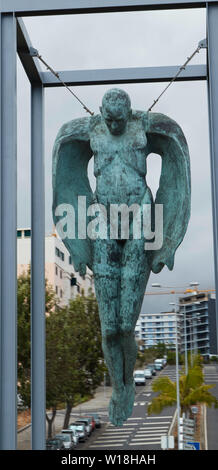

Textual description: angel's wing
[52,116,93,274]
[145,111,191,274]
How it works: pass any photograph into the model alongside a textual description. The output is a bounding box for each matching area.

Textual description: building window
[56,286,58,295]
[69,255,72,265]
[61,252,65,261]
[24,229,31,237]
[60,289,63,298]
[55,266,58,276]
[17,230,22,238]
[71,276,77,286]
[60,270,62,279]
[55,247,60,257]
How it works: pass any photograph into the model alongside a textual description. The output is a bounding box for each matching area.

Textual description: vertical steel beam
[0,13,17,450]
[31,84,45,450]
[206,3,218,356]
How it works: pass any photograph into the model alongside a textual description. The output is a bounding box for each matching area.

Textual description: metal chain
[30,48,94,116]
[30,39,206,116]
[147,39,207,112]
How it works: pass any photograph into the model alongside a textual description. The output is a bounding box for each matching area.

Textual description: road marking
[141,422,170,426]
[136,433,166,437]
[89,444,124,448]
[107,425,135,428]
[146,416,172,419]
[105,429,132,432]
[129,441,161,446]
[93,439,126,444]
[127,417,143,420]
[131,437,161,442]
[134,402,146,406]
[103,433,131,436]
[139,426,168,431]
[137,430,168,434]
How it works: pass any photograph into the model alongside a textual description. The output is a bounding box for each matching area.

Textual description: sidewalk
[17,385,112,450]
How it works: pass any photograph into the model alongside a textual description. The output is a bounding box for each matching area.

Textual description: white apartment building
[17,228,94,306]
[135,311,177,350]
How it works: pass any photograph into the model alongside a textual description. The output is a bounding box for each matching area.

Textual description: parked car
[61,429,79,447]
[144,368,152,379]
[154,363,162,371]
[134,370,146,386]
[46,437,65,450]
[68,422,87,442]
[91,413,101,428]
[17,394,24,410]
[147,364,156,376]
[55,433,74,450]
[82,415,95,431]
[75,418,92,437]
[154,359,164,369]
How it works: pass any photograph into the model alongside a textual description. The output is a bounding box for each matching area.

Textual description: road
[204,364,218,450]
[75,365,176,451]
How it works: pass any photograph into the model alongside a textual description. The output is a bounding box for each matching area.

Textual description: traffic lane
[129,374,175,450]
[82,371,175,450]
[205,364,218,450]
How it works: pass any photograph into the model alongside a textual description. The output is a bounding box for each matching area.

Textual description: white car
[61,429,79,447]
[144,368,152,379]
[134,370,146,386]
[55,433,74,450]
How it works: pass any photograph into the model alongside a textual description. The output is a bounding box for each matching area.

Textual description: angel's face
[101,103,130,136]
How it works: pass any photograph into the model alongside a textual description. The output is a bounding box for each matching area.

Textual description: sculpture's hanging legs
[93,238,151,426]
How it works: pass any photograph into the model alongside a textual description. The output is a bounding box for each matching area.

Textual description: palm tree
[148,365,218,417]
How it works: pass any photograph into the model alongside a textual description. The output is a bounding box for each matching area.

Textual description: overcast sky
[17,8,215,313]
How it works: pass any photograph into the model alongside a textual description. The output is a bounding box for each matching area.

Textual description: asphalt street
[76,365,176,451]
[204,364,218,450]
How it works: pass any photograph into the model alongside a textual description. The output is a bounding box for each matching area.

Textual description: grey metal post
[0,13,17,450]
[184,307,188,375]
[31,84,45,450]
[175,308,181,449]
[207,4,218,358]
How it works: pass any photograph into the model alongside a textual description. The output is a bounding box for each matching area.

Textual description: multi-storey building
[17,228,94,306]
[135,311,177,350]
[179,292,217,359]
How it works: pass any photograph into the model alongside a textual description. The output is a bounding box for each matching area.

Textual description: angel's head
[100,88,132,136]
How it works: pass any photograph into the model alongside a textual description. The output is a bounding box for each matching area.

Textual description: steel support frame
[206,2,218,361]
[0,12,17,450]
[0,0,218,16]
[0,0,217,451]
[31,84,45,450]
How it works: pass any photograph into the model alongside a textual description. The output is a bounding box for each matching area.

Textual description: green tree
[155,343,167,357]
[148,364,218,417]
[17,266,56,407]
[60,293,105,429]
[46,306,66,437]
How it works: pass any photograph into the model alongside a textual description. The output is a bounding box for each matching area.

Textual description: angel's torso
[90,114,148,207]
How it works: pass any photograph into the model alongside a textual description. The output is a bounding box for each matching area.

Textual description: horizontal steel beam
[17,18,42,84]
[0,0,216,16]
[41,64,207,87]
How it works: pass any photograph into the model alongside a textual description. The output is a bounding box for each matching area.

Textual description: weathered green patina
[52,88,191,426]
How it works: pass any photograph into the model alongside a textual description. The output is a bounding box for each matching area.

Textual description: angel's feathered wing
[145,111,191,274]
[52,117,93,274]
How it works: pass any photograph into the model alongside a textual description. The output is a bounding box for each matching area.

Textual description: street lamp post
[170,302,181,450]
[151,283,182,448]
[151,282,201,449]
[182,305,188,376]
[186,312,201,367]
